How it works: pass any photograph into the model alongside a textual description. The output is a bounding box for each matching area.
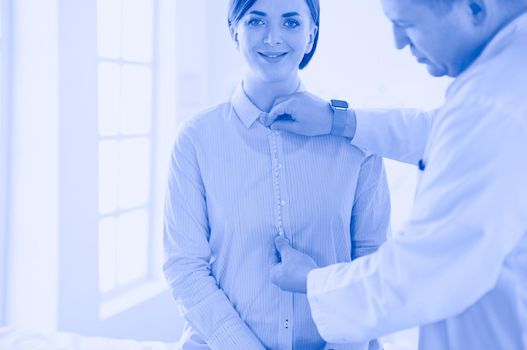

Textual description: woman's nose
[263,25,283,46]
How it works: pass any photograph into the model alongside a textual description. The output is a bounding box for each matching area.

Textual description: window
[96,0,160,318]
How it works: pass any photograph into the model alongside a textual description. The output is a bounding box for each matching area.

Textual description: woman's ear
[305,25,318,54]
[230,26,240,49]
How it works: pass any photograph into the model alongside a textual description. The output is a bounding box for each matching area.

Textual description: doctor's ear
[305,26,318,54]
[230,26,240,49]
[464,0,487,25]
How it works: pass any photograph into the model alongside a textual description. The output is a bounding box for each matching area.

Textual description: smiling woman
[226,0,320,112]
[162,0,390,349]
[227,0,320,70]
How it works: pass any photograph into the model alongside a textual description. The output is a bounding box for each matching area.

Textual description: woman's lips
[258,51,288,62]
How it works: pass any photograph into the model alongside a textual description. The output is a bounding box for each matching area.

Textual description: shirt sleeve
[324,154,390,350]
[350,154,390,259]
[352,108,435,165]
[307,99,527,343]
[163,126,265,350]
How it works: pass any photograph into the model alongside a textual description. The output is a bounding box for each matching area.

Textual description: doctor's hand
[270,236,319,294]
[265,92,333,136]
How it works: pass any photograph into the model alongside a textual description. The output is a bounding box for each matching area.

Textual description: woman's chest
[198,132,363,235]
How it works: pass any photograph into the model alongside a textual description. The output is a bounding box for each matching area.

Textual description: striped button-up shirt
[163,84,391,350]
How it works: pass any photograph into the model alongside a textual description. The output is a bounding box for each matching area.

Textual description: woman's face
[231,0,317,83]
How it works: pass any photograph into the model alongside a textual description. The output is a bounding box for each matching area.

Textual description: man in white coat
[268,0,527,348]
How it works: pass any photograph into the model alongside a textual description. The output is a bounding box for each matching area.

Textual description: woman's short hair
[227,0,320,69]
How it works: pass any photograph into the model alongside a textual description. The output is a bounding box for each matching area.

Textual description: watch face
[331,99,348,109]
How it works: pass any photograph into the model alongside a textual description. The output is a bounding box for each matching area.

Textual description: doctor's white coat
[307,12,527,350]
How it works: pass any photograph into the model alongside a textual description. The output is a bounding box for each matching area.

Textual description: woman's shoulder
[331,136,373,161]
[176,100,231,140]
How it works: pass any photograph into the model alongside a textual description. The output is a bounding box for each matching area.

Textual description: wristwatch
[330,99,349,135]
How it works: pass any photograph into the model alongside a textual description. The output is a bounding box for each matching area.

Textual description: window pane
[122,0,153,62]
[121,65,152,135]
[118,138,150,209]
[99,217,118,293]
[117,209,149,285]
[98,63,121,136]
[97,0,122,59]
[99,140,119,214]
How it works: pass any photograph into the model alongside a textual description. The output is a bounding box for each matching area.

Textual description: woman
[163,0,390,349]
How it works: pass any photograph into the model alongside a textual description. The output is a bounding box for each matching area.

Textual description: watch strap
[330,100,348,136]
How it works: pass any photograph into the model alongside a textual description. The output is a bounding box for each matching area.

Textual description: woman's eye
[284,19,300,28]
[247,18,265,26]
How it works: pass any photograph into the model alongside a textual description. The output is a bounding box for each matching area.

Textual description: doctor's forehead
[381,0,432,21]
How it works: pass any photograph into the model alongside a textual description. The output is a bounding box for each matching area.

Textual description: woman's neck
[242,74,300,113]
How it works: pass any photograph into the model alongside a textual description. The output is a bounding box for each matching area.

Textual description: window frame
[95,0,165,319]
[53,0,177,336]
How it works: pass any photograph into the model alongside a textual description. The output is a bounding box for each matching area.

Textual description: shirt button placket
[271,132,285,237]
[269,130,293,349]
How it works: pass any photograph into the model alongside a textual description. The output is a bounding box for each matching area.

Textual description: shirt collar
[473,10,527,65]
[231,81,306,129]
[446,11,527,98]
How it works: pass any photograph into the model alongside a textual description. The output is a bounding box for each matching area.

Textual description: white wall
[6,0,60,331]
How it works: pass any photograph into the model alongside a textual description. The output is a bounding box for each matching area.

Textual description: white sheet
[0,327,179,350]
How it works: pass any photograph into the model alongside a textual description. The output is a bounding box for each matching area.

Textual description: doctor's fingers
[267,99,301,126]
[270,120,302,134]
[270,263,285,285]
[274,235,292,258]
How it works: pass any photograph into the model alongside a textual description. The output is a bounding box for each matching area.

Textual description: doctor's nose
[263,25,283,46]
[393,25,410,50]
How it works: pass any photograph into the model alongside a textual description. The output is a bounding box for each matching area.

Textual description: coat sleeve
[352,108,435,165]
[307,100,527,343]
[163,126,265,350]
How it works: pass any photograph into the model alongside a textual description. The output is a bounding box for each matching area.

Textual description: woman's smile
[257,50,289,63]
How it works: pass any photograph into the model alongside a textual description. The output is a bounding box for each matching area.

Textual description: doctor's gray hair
[420,0,527,13]
[227,0,320,69]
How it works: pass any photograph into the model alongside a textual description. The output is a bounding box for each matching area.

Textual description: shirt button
[284,321,289,327]
[280,200,286,206]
